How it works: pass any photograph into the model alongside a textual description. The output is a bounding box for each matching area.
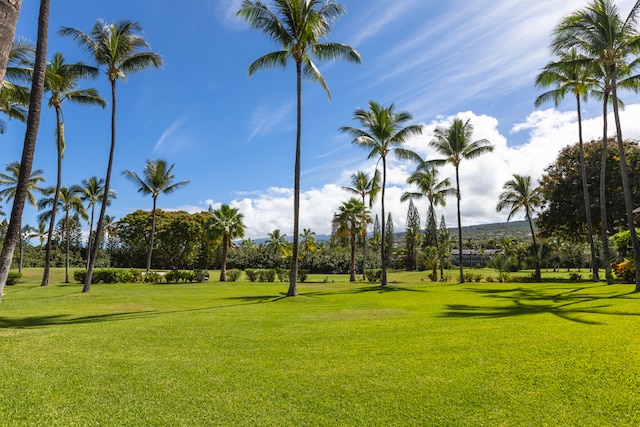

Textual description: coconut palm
[0,0,50,297]
[341,101,423,285]
[265,229,291,259]
[238,0,361,297]
[429,118,494,283]
[401,161,453,279]
[38,185,87,283]
[299,228,317,260]
[496,174,542,281]
[28,222,47,248]
[335,198,370,282]
[0,39,34,132]
[553,0,640,289]
[39,52,105,286]
[0,161,45,272]
[209,204,245,282]
[80,176,116,269]
[122,159,189,273]
[342,170,380,278]
[59,19,163,291]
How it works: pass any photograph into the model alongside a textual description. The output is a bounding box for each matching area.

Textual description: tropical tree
[0,39,34,132]
[80,176,116,269]
[496,174,543,281]
[264,228,291,259]
[0,0,50,299]
[340,100,423,285]
[59,19,163,291]
[0,0,23,86]
[39,52,105,286]
[0,161,45,272]
[28,222,47,248]
[238,0,361,297]
[122,159,189,272]
[342,170,380,278]
[209,204,245,282]
[38,185,87,283]
[299,228,318,260]
[429,118,494,283]
[553,0,640,289]
[335,198,369,282]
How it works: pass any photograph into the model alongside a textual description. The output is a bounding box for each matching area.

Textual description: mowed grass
[1,269,640,426]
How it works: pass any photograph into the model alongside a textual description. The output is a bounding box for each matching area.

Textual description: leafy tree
[238,0,361,297]
[497,174,543,281]
[122,159,189,272]
[429,118,494,282]
[340,100,422,285]
[385,212,395,269]
[208,204,245,281]
[404,199,420,271]
[60,19,163,291]
[0,0,50,299]
[335,198,369,282]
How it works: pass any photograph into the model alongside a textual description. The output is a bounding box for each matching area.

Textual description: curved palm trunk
[86,204,95,269]
[381,156,388,286]
[600,92,612,283]
[220,235,228,282]
[85,79,116,292]
[526,208,540,282]
[361,194,367,281]
[576,95,599,282]
[0,0,22,86]
[0,0,49,300]
[455,166,464,283]
[349,231,356,282]
[610,69,640,291]
[64,210,70,283]
[146,197,157,273]
[42,105,63,286]
[287,61,302,297]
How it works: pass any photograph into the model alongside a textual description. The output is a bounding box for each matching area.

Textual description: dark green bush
[259,269,277,282]
[144,272,162,283]
[74,270,87,284]
[298,269,308,283]
[245,268,259,282]
[226,269,242,282]
[6,272,22,286]
[365,269,382,283]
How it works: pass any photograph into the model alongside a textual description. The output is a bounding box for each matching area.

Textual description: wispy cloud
[243,101,294,144]
[153,117,190,154]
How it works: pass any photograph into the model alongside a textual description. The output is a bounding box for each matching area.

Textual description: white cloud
[153,117,190,154]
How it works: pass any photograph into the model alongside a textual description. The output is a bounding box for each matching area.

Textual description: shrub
[276,268,287,282]
[144,272,162,283]
[428,272,438,282]
[181,271,195,283]
[245,268,259,282]
[259,269,277,282]
[298,269,309,283]
[165,270,181,283]
[365,269,382,283]
[474,274,483,283]
[486,276,495,283]
[6,272,22,286]
[569,272,582,282]
[612,260,635,283]
[194,269,209,282]
[74,270,87,284]
[127,269,144,283]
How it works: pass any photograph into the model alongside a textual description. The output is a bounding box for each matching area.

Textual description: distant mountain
[456,220,533,242]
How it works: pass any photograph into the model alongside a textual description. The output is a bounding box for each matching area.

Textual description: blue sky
[5,0,640,239]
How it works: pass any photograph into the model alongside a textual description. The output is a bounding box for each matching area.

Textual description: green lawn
[1,269,639,426]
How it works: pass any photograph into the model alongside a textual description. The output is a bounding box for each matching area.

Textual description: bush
[569,272,582,282]
[74,269,87,284]
[259,269,277,282]
[276,268,287,282]
[194,269,209,282]
[612,260,635,283]
[428,272,438,282]
[6,272,22,286]
[144,272,162,283]
[165,270,181,283]
[365,269,382,283]
[486,276,495,283]
[298,269,309,283]
[245,268,259,282]
[226,269,242,282]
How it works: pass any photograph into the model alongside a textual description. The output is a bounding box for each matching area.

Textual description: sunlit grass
[1,269,638,426]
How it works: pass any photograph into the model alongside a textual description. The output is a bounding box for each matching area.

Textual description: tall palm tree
[535,49,601,282]
[335,198,370,282]
[0,0,50,298]
[238,0,361,297]
[0,0,23,86]
[401,161,453,279]
[342,170,380,279]
[40,52,105,286]
[496,174,543,281]
[59,19,163,291]
[80,176,116,269]
[429,118,494,283]
[122,159,189,272]
[209,204,245,282]
[340,100,423,285]
[0,39,34,132]
[0,161,45,272]
[28,222,47,248]
[553,0,640,290]
[38,185,87,283]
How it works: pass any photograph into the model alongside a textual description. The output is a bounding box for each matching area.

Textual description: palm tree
[238,0,361,297]
[553,0,640,290]
[59,19,163,291]
[299,228,318,260]
[535,49,601,282]
[0,39,34,132]
[264,229,291,259]
[401,161,453,279]
[38,185,87,283]
[80,176,116,269]
[496,174,543,281]
[102,214,117,265]
[40,52,105,286]
[0,0,23,86]
[122,159,189,273]
[28,222,47,248]
[342,170,380,278]
[0,161,45,272]
[0,0,50,298]
[341,101,423,285]
[429,118,494,283]
[209,204,245,282]
[335,198,370,282]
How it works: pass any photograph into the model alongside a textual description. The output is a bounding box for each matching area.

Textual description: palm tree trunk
[526,209,540,282]
[287,60,302,297]
[0,0,48,300]
[576,95,599,282]
[0,0,23,86]
[146,197,157,273]
[455,166,464,283]
[42,105,63,286]
[610,69,640,291]
[86,204,94,270]
[18,221,23,273]
[220,237,228,282]
[349,232,356,282]
[85,79,116,292]
[65,210,70,283]
[381,156,388,286]
[600,92,612,284]
[430,201,442,280]
[361,194,367,280]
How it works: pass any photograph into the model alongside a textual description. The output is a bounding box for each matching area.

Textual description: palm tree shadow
[0,310,158,329]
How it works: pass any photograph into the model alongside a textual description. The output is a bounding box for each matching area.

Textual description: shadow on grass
[0,311,158,329]
[441,285,640,324]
